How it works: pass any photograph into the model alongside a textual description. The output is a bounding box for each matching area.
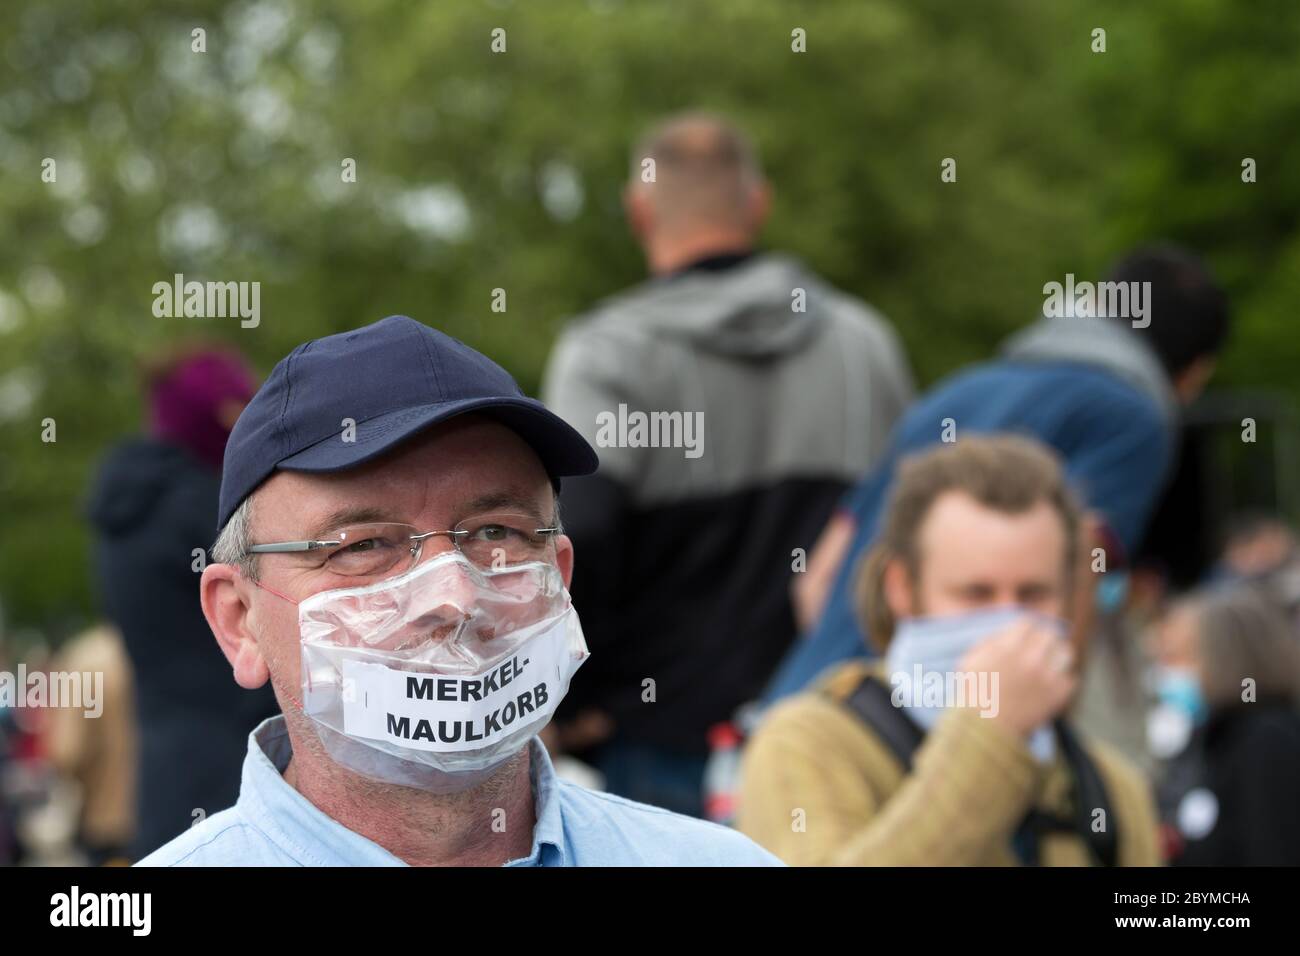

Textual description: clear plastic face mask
[294,550,589,792]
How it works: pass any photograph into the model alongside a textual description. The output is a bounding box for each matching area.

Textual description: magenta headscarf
[148,349,257,471]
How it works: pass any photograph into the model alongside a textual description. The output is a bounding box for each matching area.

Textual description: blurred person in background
[767,244,1232,704]
[1072,563,1172,774]
[542,112,913,815]
[1205,513,1300,614]
[43,624,136,865]
[86,344,276,859]
[1149,586,1300,865]
[738,437,1160,866]
[0,643,57,864]
[1209,512,1297,583]
[1074,514,1300,773]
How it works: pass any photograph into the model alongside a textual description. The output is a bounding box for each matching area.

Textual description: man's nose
[991,593,1022,611]
[408,551,482,631]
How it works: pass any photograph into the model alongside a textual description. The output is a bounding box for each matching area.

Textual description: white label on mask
[340,620,575,752]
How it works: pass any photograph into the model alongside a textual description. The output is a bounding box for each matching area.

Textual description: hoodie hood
[598,253,828,358]
[1001,314,1179,427]
[86,437,216,535]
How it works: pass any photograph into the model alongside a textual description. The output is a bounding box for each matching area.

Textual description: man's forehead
[259,472,552,535]
[920,492,1061,535]
[253,419,553,533]
[916,495,1064,564]
[334,488,547,527]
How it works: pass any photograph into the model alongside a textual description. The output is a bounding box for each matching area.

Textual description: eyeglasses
[245,513,560,578]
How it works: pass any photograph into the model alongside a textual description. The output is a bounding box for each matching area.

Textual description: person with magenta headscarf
[87,346,277,860]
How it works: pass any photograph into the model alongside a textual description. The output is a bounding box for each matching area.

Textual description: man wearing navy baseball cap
[137,315,780,867]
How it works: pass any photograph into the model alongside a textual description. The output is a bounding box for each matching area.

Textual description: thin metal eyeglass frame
[245,520,560,559]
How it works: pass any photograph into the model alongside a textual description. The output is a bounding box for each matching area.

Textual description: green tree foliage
[1,0,1297,636]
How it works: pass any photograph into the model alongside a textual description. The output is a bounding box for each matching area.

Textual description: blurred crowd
[2,113,1297,866]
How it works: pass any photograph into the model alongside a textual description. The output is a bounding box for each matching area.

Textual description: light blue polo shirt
[136,717,782,867]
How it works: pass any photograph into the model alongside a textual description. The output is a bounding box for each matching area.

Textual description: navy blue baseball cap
[217,315,598,529]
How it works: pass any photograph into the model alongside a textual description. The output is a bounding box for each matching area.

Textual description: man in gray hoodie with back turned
[541,113,913,815]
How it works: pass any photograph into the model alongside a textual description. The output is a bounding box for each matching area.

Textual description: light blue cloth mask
[884,606,1066,763]
[1153,666,1208,725]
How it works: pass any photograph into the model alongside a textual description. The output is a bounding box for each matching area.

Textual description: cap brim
[276,397,599,480]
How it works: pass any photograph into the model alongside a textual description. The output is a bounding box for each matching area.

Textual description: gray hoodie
[544,252,913,504]
[540,252,912,755]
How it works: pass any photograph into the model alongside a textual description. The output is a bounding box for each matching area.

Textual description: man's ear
[201,563,270,690]
[1173,356,1216,405]
[1068,512,1105,669]
[881,556,916,622]
[555,534,576,591]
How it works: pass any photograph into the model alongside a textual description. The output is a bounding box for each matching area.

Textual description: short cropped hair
[628,112,763,232]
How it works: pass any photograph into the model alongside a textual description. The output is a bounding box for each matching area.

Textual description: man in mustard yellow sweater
[738,436,1160,866]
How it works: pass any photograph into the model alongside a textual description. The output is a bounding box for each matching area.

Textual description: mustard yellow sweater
[737,661,1161,866]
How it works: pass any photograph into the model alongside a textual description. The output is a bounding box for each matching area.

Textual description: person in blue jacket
[766,244,1231,704]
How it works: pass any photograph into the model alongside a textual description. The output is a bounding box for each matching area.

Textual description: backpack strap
[1009,723,1118,866]
[1053,720,1119,867]
[838,674,926,771]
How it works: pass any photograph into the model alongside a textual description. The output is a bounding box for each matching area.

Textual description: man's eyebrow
[461,492,552,524]
[304,495,552,539]
[307,506,398,539]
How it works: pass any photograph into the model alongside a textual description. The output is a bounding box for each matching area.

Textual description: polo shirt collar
[506,737,568,867]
